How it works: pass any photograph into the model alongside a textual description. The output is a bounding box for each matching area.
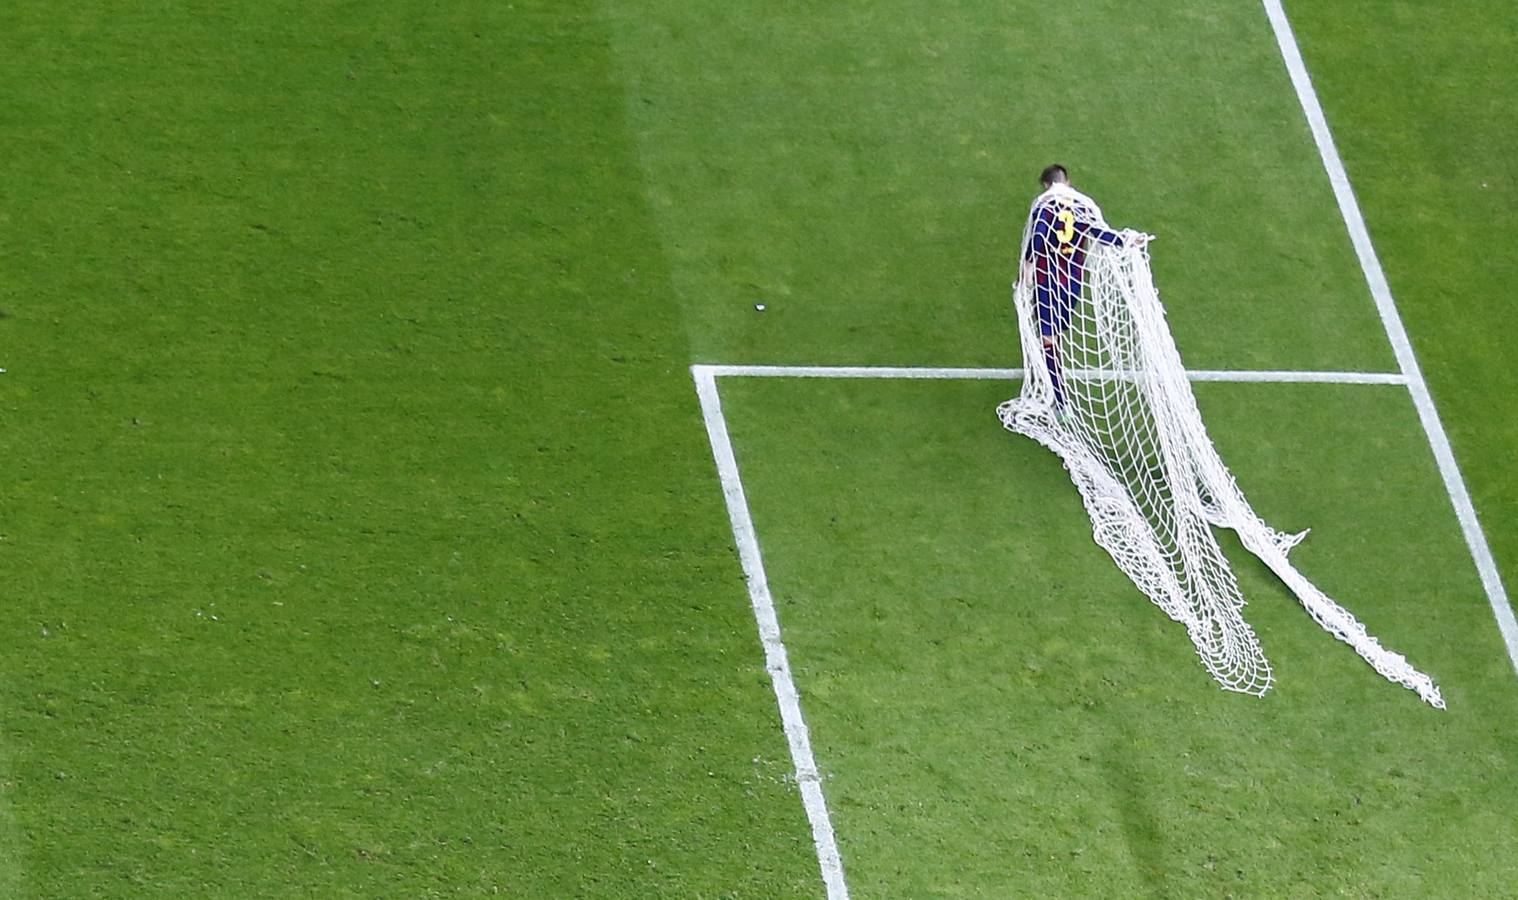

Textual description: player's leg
[1041,334,1067,410]
[1035,285,1068,410]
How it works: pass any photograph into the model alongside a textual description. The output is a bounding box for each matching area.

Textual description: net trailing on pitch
[998,183,1443,707]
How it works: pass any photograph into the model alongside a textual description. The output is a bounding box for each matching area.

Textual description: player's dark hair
[1040,164,1069,188]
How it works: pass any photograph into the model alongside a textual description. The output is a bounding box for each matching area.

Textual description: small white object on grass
[755,304,766,312]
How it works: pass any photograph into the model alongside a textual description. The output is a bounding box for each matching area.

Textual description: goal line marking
[693,366,851,900]
[1265,0,1518,676]
[697,363,1407,385]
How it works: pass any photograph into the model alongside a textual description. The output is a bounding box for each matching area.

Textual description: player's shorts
[1035,285,1076,337]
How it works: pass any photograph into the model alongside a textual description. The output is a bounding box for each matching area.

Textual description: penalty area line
[689,355,1409,896]
[692,366,850,900]
[1265,0,1518,681]
[695,363,1407,385]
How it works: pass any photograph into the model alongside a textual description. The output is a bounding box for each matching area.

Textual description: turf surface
[0,0,1512,896]
[719,376,1518,895]
[608,0,1396,373]
[1286,0,1518,663]
[0,1,817,895]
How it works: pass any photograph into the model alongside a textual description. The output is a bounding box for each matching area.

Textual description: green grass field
[0,0,1514,896]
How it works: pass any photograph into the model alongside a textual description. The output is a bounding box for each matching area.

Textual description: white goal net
[998,183,1443,707]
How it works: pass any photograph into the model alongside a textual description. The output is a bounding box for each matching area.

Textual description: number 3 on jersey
[1055,209,1077,254]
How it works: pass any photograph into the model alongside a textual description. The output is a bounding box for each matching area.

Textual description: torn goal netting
[998,182,1443,708]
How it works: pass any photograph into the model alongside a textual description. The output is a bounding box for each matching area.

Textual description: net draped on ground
[998,184,1443,708]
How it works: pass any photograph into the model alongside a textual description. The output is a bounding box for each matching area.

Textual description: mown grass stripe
[1263,0,1518,681]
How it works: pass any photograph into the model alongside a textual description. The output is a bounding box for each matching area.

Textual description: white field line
[691,359,1403,897]
[698,363,1405,385]
[692,366,850,900]
[1264,0,1518,676]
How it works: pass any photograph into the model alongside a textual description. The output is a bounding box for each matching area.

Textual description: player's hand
[1122,229,1155,247]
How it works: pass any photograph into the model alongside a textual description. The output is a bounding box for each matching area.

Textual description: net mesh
[998,183,1443,707]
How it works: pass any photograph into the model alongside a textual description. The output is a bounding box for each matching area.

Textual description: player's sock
[1043,342,1066,409]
